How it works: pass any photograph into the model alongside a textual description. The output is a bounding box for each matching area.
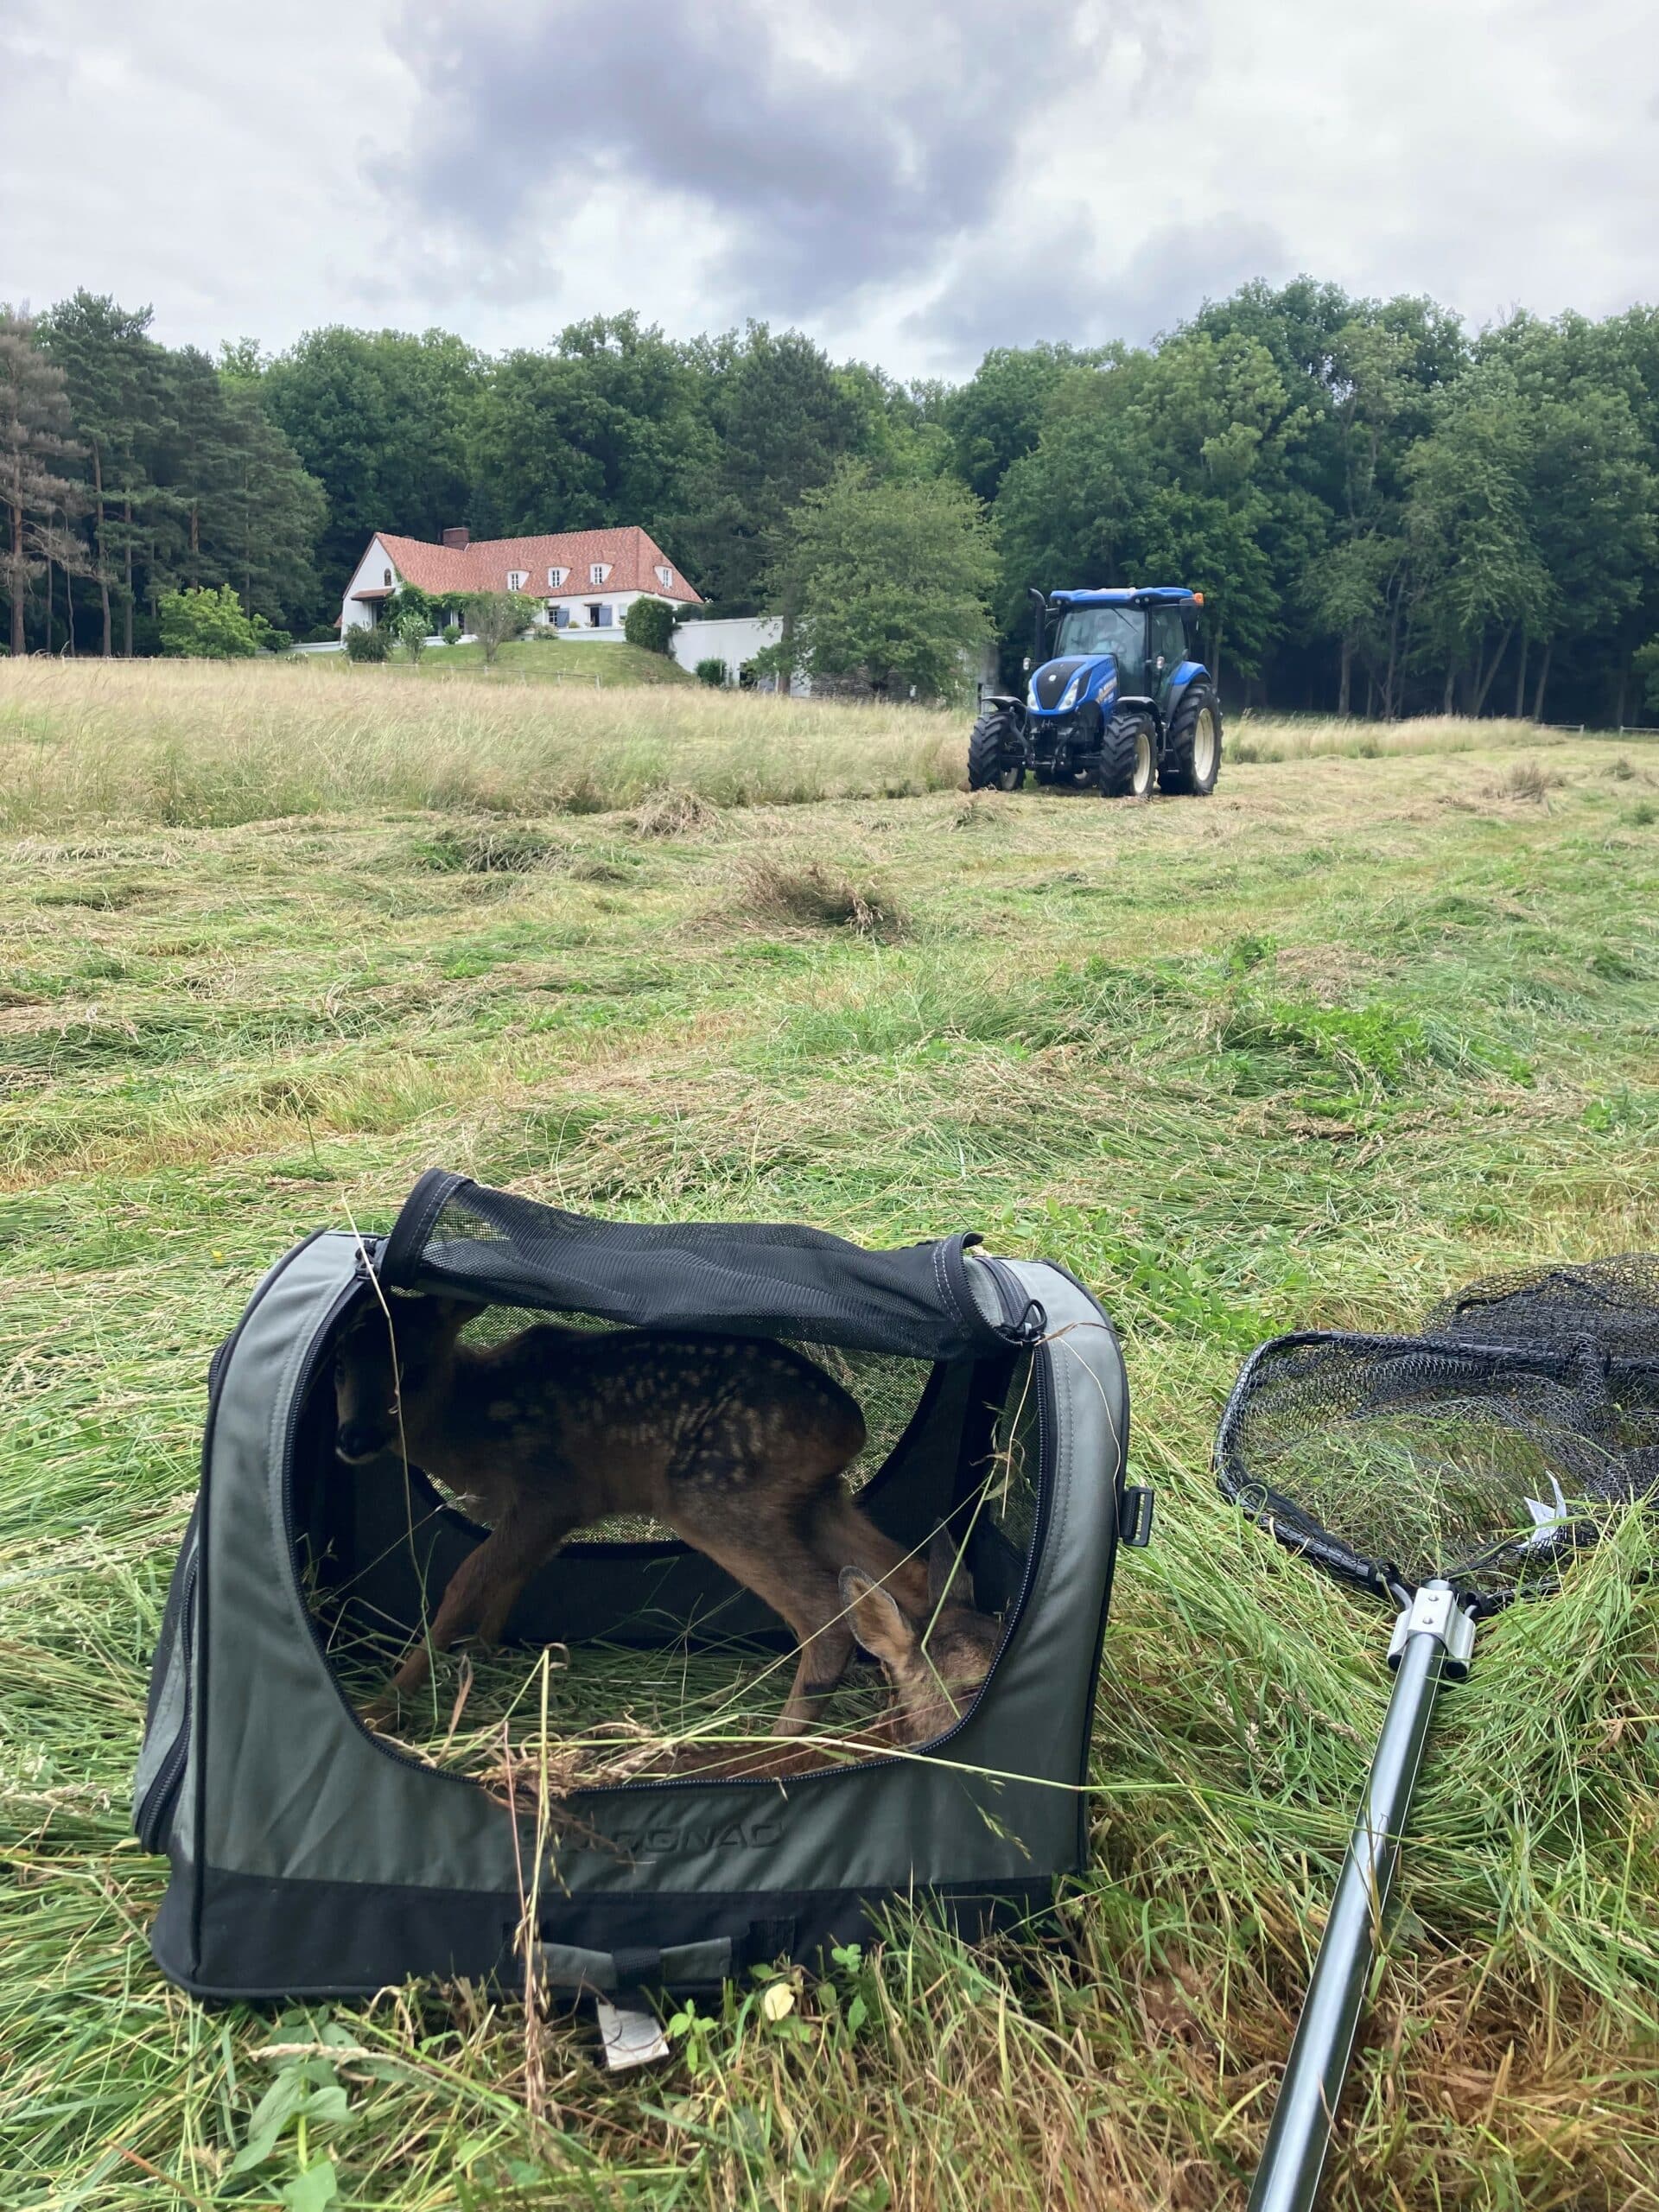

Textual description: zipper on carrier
[280,1272,441,1777]
[135,1555,200,1853]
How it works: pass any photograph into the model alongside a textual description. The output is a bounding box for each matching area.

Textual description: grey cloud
[381,0,1158,319]
[915,213,1294,364]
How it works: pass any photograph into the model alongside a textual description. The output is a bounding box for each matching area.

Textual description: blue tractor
[968,585,1223,800]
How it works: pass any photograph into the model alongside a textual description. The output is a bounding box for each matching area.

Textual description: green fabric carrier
[134,1172,1141,2002]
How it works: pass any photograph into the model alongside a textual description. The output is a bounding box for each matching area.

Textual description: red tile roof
[372,526,700,603]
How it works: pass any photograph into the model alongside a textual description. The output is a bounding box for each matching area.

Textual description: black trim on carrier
[154,1861,1055,2003]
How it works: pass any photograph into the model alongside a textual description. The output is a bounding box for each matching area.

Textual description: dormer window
[506,569,528,591]
[656,565,674,588]
[547,567,568,588]
[589,563,610,586]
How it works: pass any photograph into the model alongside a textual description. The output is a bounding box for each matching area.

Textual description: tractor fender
[1163,661,1211,727]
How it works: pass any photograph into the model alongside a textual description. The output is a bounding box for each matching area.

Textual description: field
[3,657,1657,2211]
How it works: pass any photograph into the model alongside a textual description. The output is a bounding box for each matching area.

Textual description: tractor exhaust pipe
[1028,587,1048,671]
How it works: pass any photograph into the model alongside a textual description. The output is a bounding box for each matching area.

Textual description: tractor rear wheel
[968,709,1025,791]
[1159,684,1223,795]
[1097,710,1156,799]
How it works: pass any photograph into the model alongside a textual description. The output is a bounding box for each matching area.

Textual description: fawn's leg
[380,1503,579,1706]
[665,1397,871,1734]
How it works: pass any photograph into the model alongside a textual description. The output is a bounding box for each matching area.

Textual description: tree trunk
[92,445,111,658]
[1531,639,1553,722]
[8,499,24,657]
[778,605,794,697]
[123,499,133,658]
[63,563,75,655]
[1443,659,1456,714]
[1614,658,1629,729]
[1365,666,1376,719]
[1471,622,1516,716]
[1514,635,1528,720]
[189,501,200,591]
[1383,597,1402,720]
[1338,632,1353,717]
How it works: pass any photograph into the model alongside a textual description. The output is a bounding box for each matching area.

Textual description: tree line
[5,280,1659,721]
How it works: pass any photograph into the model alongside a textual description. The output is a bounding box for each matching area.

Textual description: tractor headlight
[1058,670,1086,712]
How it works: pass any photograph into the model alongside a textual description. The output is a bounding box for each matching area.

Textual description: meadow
[2,656,1657,2210]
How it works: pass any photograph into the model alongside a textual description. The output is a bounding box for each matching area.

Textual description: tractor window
[1149,609,1185,670]
[1052,605,1145,677]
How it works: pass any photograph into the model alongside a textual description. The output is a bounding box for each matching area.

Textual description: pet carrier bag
[134,1171,1142,2002]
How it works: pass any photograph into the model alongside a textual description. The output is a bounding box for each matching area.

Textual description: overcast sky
[3,0,1656,380]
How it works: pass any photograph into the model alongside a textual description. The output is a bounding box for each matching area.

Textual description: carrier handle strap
[521,1916,797,1995]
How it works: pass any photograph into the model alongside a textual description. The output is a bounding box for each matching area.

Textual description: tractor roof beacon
[968,586,1222,802]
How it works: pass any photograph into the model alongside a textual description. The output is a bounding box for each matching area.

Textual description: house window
[589,563,609,586]
[547,567,568,588]
[552,603,569,628]
[506,569,528,590]
[383,569,392,586]
[587,603,603,626]
[656,565,673,588]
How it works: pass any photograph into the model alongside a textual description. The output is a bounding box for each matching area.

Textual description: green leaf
[280,2159,340,2212]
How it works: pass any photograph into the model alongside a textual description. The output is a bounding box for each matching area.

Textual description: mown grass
[2,677,1658,2209]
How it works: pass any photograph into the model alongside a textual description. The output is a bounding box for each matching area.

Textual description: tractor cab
[1030,587,1202,722]
[968,583,1221,802]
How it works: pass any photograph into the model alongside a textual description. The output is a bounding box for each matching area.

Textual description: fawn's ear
[926,1530,975,1612]
[838,1568,914,1669]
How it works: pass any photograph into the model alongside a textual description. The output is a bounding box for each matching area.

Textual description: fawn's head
[838,1538,1002,1747]
[334,1294,477,1463]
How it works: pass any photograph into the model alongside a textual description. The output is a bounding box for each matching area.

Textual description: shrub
[695,658,728,688]
[462,591,536,665]
[624,596,677,654]
[343,625,391,664]
[442,625,461,647]
[157,585,272,660]
[392,609,430,665]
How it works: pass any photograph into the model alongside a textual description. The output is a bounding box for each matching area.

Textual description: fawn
[649,1546,1003,1783]
[334,1294,950,1732]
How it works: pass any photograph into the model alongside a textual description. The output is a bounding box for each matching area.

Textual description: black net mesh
[1217,1259,1659,1612]
[295,1281,1034,1787]
[378,1170,1020,1365]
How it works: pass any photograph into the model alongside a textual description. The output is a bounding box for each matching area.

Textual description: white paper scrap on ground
[594,1996,671,2070]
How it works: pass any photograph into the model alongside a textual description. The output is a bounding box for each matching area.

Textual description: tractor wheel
[1097,710,1156,800]
[1159,684,1223,795]
[968,709,1025,791]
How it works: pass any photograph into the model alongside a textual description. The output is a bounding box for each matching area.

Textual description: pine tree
[39,292,156,655]
[0,310,84,656]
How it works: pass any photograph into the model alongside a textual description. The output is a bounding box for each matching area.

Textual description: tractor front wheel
[968,709,1025,791]
[1159,684,1223,795]
[1098,710,1156,799]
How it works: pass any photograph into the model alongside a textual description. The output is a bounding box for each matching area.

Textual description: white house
[668,613,810,691]
[338,524,700,638]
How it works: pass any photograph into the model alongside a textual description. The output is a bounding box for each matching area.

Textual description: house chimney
[442,526,471,550]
